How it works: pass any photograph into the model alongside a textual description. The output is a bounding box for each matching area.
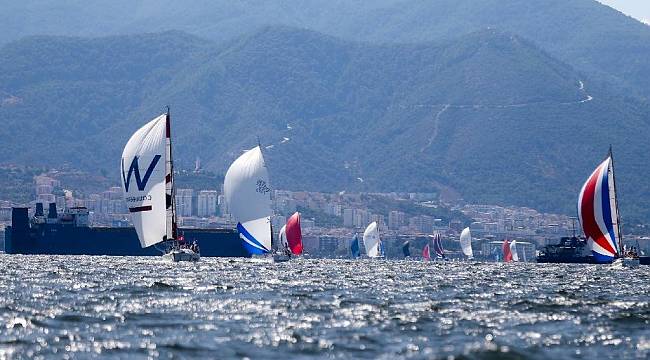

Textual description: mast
[165,106,178,240]
[608,145,622,257]
[257,137,275,252]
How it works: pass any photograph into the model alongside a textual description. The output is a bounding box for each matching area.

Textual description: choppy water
[0,256,649,359]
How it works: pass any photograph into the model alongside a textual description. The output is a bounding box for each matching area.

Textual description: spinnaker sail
[279,224,288,251]
[460,227,473,259]
[351,234,361,258]
[502,239,513,263]
[121,112,176,248]
[432,233,445,258]
[577,152,621,263]
[224,146,273,255]
[363,222,382,258]
[286,212,303,255]
[422,243,431,261]
[402,241,411,258]
[509,240,519,262]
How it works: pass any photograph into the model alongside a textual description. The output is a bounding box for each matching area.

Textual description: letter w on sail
[122,155,162,192]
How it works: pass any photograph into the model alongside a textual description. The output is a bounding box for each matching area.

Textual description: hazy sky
[598,0,650,24]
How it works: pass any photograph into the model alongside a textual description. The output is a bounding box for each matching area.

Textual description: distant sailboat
[120,109,199,262]
[459,227,473,259]
[422,242,431,261]
[577,148,639,266]
[402,240,411,258]
[502,239,513,263]
[285,212,303,255]
[350,234,361,258]
[509,240,519,262]
[363,222,383,258]
[223,146,273,256]
[432,233,445,259]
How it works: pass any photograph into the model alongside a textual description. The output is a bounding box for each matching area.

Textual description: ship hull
[6,224,249,257]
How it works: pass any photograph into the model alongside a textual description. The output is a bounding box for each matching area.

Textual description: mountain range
[1,1,650,223]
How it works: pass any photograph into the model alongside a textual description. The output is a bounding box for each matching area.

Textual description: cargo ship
[536,236,596,263]
[5,203,249,257]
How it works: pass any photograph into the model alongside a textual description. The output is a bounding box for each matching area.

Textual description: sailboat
[509,240,519,262]
[276,211,303,261]
[432,232,445,259]
[223,145,274,258]
[578,148,638,267]
[459,227,473,260]
[285,212,304,256]
[363,221,384,258]
[120,109,199,262]
[350,234,361,258]
[502,239,513,263]
[402,240,411,259]
[422,241,431,261]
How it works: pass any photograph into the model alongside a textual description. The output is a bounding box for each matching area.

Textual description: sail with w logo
[120,113,172,248]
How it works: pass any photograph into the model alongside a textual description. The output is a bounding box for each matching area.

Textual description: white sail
[510,240,519,262]
[224,146,273,253]
[279,224,288,250]
[363,221,381,258]
[121,114,169,248]
[460,227,473,258]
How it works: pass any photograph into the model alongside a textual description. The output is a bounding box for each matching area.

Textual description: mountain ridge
[2,27,650,222]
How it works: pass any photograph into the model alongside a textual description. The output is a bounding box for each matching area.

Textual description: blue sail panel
[237,222,270,255]
[350,236,360,258]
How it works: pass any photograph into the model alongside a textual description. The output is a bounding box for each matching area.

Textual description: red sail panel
[502,239,512,262]
[286,212,303,255]
[422,243,430,261]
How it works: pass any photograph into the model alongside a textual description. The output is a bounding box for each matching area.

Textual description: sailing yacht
[223,145,280,260]
[578,148,639,267]
[509,240,519,262]
[422,241,431,261]
[502,239,513,263]
[432,232,445,260]
[402,240,411,259]
[120,109,199,262]
[350,234,361,258]
[459,227,473,260]
[275,211,303,261]
[363,222,384,258]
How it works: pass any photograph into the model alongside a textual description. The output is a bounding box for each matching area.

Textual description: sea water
[1,255,648,359]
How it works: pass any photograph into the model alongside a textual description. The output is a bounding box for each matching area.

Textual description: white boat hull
[162,249,200,262]
[611,257,639,268]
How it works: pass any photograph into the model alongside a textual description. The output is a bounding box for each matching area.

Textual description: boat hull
[6,223,249,257]
[163,249,200,262]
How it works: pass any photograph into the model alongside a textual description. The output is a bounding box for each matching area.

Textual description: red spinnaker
[502,239,512,262]
[286,212,303,255]
[422,243,431,261]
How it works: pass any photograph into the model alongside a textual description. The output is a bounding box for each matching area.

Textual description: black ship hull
[6,207,249,257]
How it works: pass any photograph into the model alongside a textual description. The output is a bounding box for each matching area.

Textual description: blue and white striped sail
[224,146,273,255]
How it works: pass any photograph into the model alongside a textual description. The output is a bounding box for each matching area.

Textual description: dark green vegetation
[1,0,650,223]
[0,167,46,204]
[2,1,649,99]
